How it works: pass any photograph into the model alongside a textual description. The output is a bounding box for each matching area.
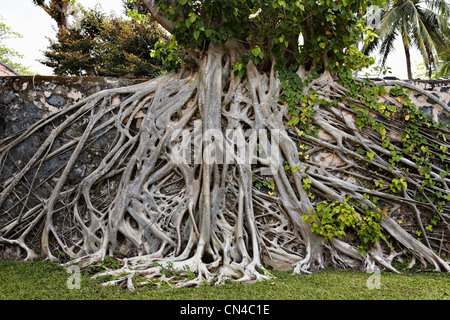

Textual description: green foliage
[41,6,169,77]
[278,64,329,138]
[336,76,449,243]
[303,198,360,241]
[389,178,407,193]
[150,38,182,72]
[352,202,386,254]
[302,196,386,253]
[263,179,275,191]
[302,177,314,199]
[151,262,197,284]
[363,0,449,79]
[436,45,450,79]
[88,256,121,273]
[336,69,449,199]
[155,0,384,72]
[149,1,392,143]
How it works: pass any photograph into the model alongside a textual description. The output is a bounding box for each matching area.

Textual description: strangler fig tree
[1,0,449,288]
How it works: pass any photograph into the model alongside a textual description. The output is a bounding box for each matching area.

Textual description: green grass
[0,261,449,300]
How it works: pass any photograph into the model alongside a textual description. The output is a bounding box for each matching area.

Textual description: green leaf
[193,30,200,40]
[251,46,262,57]
[189,14,197,23]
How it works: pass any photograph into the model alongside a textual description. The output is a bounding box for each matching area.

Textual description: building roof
[0,61,19,76]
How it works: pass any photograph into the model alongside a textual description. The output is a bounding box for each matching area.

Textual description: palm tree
[363,0,449,80]
[435,28,450,79]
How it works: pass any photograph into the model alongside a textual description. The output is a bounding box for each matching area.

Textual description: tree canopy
[148,0,384,74]
[40,4,170,78]
[435,28,450,79]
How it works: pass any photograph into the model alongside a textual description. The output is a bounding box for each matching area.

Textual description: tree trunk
[403,42,413,80]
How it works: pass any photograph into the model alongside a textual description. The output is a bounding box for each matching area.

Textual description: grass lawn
[0,260,449,300]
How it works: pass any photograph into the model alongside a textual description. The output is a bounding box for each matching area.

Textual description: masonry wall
[0,75,449,259]
[406,79,450,125]
[1,76,449,179]
[1,76,449,140]
[1,76,146,138]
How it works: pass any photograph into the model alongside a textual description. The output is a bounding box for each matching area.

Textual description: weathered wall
[1,76,449,139]
[406,79,450,125]
[0,76,147,238]
[1,76,449,188]
[1,76,146,138]
[0,75,449,259]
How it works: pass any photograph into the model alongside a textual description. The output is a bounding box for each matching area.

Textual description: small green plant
[302,197,360,241]
[374,180,384,188]
[183,264,196,280]
[89,256,121,273]
[302,178,315,199]
[252,175,263,190]
[303,197,386,254]
[263,179,275,191]
[390,178,407,193]
[352,205,386,254]
[153,261,176,277]
[151,262,199,283]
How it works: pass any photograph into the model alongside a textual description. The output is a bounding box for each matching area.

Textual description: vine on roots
[1,0,450,289]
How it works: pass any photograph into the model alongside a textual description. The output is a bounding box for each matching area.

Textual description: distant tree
[0,16,34,75]
[435,51,450,78]
[40,5,169,78]
[363,0,449,80]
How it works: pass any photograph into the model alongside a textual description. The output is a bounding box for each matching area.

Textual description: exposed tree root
[1,41,449,289]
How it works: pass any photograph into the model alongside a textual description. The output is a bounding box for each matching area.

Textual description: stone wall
[1,76,449,140]
[406,79,450,125]
[0,75,449,259]
[1,76,449,196]
[1,76,449,184]
[1,76,146,138]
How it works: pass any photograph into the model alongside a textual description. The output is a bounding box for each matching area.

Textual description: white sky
[1,0,422,78]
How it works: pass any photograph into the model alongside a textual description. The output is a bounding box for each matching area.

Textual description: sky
[1,0,422,79]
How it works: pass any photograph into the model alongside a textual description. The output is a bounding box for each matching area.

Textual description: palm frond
[436,47,450,78]
[379,28,399,67]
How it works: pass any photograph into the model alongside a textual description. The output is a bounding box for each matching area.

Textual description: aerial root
[1,55,449,288]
